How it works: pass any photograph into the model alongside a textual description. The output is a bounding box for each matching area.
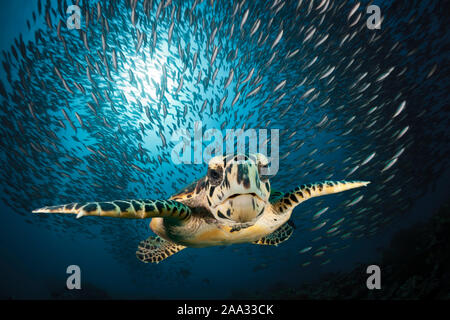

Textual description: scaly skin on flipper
[136,236,185,263]
[32,199,191,220]
[272,180,370,214]
[268,189,284,204]
[253,221,295,246]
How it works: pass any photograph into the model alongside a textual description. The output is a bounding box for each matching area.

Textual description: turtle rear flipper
[136,236,185,263]
[253,221,295,246]
[33,200,191,221]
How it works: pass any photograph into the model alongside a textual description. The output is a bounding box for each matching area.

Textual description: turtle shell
[170,177,207,203]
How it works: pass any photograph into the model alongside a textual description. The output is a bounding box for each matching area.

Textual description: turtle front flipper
[273,180,370,214]
[32,200,191,220]
[269,189,284,203]
[136,236,185,263]
[253,221,295,246]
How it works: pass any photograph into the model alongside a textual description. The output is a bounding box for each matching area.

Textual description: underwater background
[0,0,449,299]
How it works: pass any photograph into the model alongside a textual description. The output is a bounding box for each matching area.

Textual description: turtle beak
[213,193,267,224]
[222,192,265,204]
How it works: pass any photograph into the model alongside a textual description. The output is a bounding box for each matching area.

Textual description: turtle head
[205,154,271,226]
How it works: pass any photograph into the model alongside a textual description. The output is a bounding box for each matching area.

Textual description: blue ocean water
[0,0,449,299]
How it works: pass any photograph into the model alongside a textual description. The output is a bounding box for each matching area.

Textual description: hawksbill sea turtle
[33,154,370,263]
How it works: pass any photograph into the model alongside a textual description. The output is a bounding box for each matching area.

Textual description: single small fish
[240,9,249,30]
[299,246,312,254]
[224,69,234,89]
[320,66,335,80]
[361,152,376,166]
[393,101,406,118]
[348,2,361,21]
[396,126,409,140]
[313,207,329,220]
[249,19,261,37]
[376,67,395,81]
[381,158,398,172]
[246,84,262,98]
[332,218,345,227]
[273,80,286,92]
[314,251,325,257]
[311,221,327,231]
[347,195,363,207]
[271,29,283,50]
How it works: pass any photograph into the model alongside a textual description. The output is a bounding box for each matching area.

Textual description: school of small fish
[0,0,448,270]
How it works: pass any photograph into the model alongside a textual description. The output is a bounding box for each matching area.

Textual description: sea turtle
[33,154,370,263]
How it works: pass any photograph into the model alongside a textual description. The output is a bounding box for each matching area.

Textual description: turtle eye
[258,163,270,181]
[208,167,223,185]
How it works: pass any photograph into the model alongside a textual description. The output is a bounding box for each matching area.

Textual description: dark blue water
[0,0,448,299]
